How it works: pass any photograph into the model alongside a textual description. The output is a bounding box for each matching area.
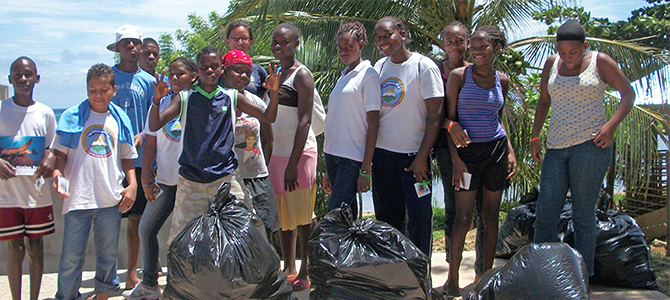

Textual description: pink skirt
[269,147,317,230]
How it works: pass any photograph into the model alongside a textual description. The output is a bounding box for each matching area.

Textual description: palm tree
[211,0,670,210]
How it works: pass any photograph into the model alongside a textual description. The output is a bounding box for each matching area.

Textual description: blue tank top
[179,86,238,183]
[457,66,506,142]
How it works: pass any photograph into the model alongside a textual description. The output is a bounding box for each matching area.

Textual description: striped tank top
[547,51,607,149]
[457,65,506,143]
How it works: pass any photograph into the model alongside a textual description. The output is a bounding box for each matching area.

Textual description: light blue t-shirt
[112,66,155,167]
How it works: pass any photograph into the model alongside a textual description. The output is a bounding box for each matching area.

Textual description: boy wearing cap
[0,56,57,300]
[106,24,155,290]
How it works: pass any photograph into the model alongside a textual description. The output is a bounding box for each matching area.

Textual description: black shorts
[122,167,147,217]
[457,136,508,192]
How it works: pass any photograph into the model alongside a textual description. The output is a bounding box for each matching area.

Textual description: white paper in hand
[56,176,69,195]
[460,172,472,190]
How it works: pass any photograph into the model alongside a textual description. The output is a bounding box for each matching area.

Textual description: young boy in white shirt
[52,63,138,300]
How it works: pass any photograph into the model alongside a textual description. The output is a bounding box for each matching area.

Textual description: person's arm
[260,121,273,166]
[0,157,16,180]
[283,68,314,192]
[51,149,69,197]
[358,110,379,192]
[594,52,635,148]
[445,67,469,189]
[530,55,556,162]
[498,72,517,178]
[141,134,159,202]
[119,159,137,213]
[405,97,442,183]
[238,65,280,123]
[148,72,180,131]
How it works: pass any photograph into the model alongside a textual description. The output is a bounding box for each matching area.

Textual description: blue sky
[0,0,654,109]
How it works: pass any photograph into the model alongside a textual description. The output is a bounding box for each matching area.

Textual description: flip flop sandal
[291,278,311,292]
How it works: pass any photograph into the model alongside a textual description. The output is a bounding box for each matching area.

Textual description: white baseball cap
[107,25,143,52]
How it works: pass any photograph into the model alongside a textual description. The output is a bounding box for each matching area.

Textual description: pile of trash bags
[471,243,590,300]
[163,182,294,300]
[308,204,429,299]
[495,189,657,289]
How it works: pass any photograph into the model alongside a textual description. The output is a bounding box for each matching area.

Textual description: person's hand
[133,133,144,150]
[507,151,517,179]
[263,64,281,92]
[51,170,70,198]
[448,123,471,148]
[119,185,137,213]
[153,71,170,103]
[357,173,371,193]
[530,138,543,162]
[284,165,299,192]
[593,122,616,148]
[0,158,16,180]
[321,173,332,194]
[142,182,160,202]
[35,150,56,178]
[451,157,469,191]
[405,157,430,183]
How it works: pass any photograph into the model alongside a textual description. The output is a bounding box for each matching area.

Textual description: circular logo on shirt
[82,125,115,158]
[381,77,404,107]
[162,118,182,142]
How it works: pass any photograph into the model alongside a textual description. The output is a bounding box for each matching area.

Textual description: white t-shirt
[234,91,269,179]
[374,53,444,153]
[54,110,138,214]
[324,60,381,162]
[0,98,56,208]
[143,95,182,186]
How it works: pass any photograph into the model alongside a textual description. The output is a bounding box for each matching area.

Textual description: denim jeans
[56,204,121,300]
[325,153,362,217]
[372,148,433,256]
[534,140,612,276]
[139,183,176,287]
[434,147,485,276]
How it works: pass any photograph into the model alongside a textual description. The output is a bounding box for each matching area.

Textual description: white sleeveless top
[546,51,608,149]
[272,65,317,157]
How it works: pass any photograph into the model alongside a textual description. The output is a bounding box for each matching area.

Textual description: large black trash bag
[162,182,294,300]
[471,243,589,300]
[308,204,429,300]
[564,209,658,289]
[496,189,574,258]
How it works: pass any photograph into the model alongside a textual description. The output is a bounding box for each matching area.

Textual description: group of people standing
[0,14,633,300]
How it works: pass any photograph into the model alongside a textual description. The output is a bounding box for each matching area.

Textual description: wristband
[530,136,540,143]
[142,181,154,187]
[359,170,371,178]
[447,121,458,133]
[151,101,160,107]
[418,180,431,186]
[140,132,145,143]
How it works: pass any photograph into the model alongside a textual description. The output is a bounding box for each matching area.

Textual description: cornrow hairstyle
[225,20,254,41]
[87,63,115,87]
[474,25,507,48]
[442,21,469,40]
[196,46,221,63]
[377,16,406,33]
[171,57,197,73]
[275,22,302,41]
[335,21,368,44]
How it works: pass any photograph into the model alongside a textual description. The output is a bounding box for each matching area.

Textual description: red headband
[222,50,252,68]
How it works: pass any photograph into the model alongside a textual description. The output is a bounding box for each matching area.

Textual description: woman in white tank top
[530,19,635,279]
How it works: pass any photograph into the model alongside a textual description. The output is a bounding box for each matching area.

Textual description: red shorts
[0,206,55,241]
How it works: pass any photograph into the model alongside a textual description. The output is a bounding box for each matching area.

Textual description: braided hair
[473,25,506,49]
[336,21,367,44]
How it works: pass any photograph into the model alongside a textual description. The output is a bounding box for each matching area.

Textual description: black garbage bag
[471,243,589,300]
[564,209,658,289]
[308,204,429,300]
[495,203,536,258]
[162,182,294,300]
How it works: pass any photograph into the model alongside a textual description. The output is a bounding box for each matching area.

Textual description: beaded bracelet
[359,170,371,178]
[142,181,154,187]
[530,136,540,143]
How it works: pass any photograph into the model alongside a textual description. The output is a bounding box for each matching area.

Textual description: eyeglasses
[228,36,250,42]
